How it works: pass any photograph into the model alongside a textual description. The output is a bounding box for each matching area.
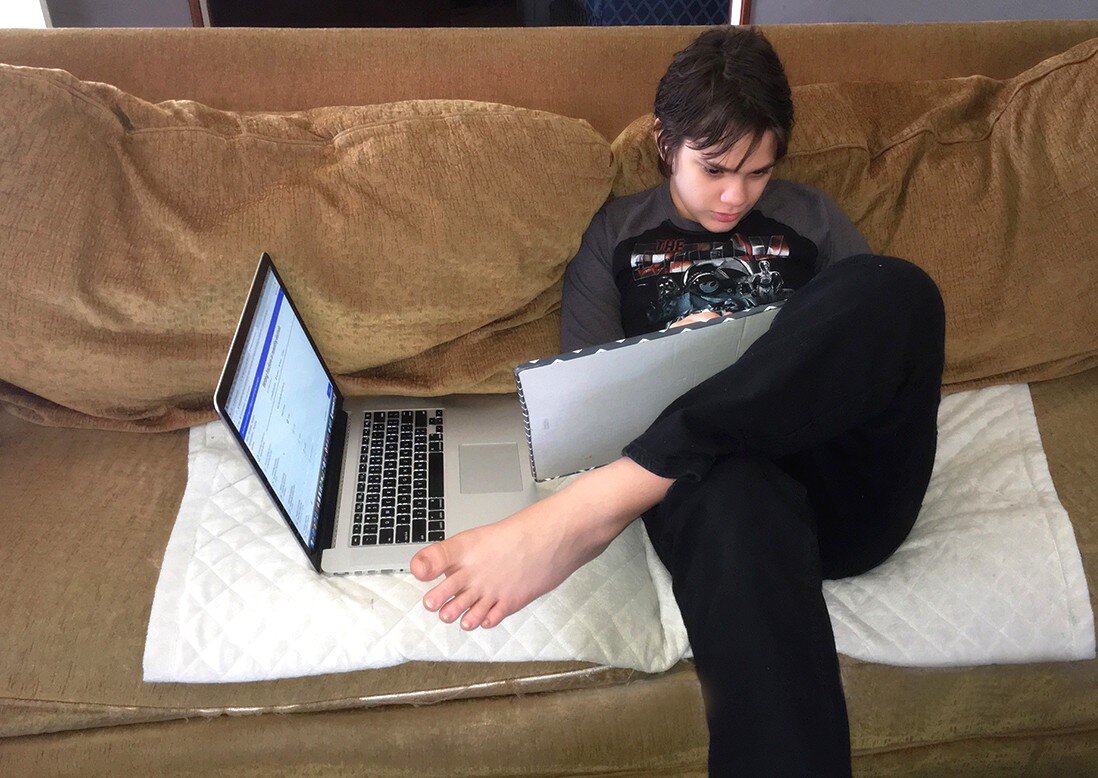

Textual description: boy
[411,26,945,777]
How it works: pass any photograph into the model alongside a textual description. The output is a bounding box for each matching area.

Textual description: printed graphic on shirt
[630,234,795,328]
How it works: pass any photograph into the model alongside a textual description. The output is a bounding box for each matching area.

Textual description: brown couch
[1,20,1097,775]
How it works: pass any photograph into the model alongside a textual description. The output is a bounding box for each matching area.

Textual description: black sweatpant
[623,254,947,776]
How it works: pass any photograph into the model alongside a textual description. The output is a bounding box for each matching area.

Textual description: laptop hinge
[312,406,348,563]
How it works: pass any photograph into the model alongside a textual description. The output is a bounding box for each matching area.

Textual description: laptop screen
[220,264,337,551]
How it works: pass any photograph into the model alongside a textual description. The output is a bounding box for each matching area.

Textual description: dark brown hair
[653,26,794,177]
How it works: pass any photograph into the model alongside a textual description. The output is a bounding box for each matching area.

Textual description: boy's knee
[656,455,814,540]
[844,254,945,325]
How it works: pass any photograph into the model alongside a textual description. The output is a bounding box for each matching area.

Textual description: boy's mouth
[711,211,741,223]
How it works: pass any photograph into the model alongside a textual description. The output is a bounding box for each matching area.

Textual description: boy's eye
[703,166,721,176]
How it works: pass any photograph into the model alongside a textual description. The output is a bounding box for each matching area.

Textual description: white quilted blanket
[143,384,1095,683]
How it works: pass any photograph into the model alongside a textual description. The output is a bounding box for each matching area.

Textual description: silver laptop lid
[514,303,783,481]
[214,253,347,571]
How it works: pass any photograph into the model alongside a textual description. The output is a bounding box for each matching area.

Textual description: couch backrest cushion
[610,37,1098,393]
[3,22,1098,143]
[0,65,613,430]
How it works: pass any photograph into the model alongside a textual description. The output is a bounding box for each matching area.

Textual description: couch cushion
[0,407,645,739]
[3,22,1098,142]
[611,37,1098,393]
[0,64,613,431]
[0,367,1095,767]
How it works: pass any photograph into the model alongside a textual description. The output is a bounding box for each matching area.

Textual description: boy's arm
[560,210,626,352]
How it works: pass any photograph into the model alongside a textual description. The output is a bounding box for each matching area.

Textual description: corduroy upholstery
[611,37,1098,393]
[1,21,1096,776]
[0,66,613,430]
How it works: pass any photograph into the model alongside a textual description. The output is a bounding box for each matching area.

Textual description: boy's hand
[669,310,726,328]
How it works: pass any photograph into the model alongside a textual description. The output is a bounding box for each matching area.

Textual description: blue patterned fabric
[585,0,728,26]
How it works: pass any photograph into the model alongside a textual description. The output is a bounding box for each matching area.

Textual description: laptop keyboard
[352,409,445,547]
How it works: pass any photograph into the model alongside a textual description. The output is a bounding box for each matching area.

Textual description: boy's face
[660,128,777,233]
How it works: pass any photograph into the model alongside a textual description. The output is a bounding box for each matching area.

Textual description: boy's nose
[719,184,745,207]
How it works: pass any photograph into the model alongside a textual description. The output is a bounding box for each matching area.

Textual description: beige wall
[1,0,48,28]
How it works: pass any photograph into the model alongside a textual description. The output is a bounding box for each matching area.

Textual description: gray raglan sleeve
[560,209,625,352]
[819,191,872,269]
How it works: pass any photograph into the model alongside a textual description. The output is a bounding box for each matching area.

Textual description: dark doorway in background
[206,0,455,27]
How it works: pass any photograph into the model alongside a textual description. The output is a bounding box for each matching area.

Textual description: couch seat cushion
[0,367,1096,763]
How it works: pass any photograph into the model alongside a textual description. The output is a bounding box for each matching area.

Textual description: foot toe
[461,599,495,631]
[423,573,463,612]
[411,541,450,581]
[482,601,510,629]
[439,589,478,624]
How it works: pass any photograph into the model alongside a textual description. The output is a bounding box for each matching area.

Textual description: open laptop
[214,253,540,575]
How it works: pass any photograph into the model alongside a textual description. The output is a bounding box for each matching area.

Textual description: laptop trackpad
[458,443,524,494]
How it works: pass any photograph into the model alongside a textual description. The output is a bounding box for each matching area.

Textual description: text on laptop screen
[223,268,336,550]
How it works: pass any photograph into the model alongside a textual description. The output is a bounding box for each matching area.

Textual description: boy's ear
[652,118,664,162]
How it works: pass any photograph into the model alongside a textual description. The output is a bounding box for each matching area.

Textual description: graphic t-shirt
[560,179,871,351]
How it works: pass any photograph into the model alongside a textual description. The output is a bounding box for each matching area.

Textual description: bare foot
[409,457,675,631]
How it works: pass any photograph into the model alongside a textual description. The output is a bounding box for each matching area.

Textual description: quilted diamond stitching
[144,384,1095,682]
